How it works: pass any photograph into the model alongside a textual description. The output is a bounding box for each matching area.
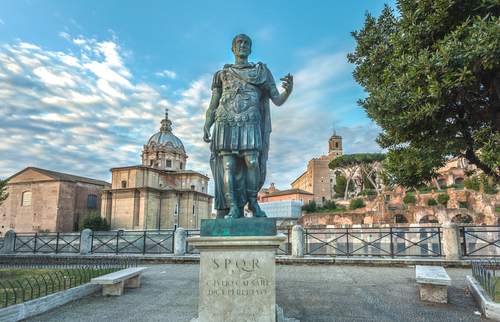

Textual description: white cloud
[58,32,70,40]
[0,19,4,25]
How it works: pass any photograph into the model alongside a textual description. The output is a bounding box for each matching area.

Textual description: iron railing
[0,266,122,307]
[185,229,200,254]
[0,255,138,268]
[13,232,81,254]
[462,226,500,257]
[472,258,500,301]
[91,230,175,255]
[304,227,442,257]
[277,229,291,255]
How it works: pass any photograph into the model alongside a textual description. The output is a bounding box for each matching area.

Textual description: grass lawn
[0,267,121,307]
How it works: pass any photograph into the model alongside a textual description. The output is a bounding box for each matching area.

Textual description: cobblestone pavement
[23,264,489,322]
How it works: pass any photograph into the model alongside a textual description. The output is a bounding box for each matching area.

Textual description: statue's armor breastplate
[216,68,262,127]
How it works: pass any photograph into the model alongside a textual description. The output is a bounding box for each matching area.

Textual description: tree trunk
[363,168,380,195]
[414,188,422,204]
[433,178,441,190]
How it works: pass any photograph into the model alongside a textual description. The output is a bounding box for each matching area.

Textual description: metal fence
[304,227,442,257]
[13,232,81,254]
[186,229,200,254]
[0,266,122,308]
[7,226,500,258]
[463,226,500,257]
[91,230,175,255]
[277,229,291,255]
[0,255,138,268]
[472,258,500,302]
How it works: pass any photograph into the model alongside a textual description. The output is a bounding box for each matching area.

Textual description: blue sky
[0,0,396,193]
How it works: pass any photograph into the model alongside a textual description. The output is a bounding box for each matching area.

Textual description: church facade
[100,110,213,230]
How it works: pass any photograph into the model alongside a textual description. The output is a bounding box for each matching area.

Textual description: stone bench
[415,265,451,303]
[91,267,148,296]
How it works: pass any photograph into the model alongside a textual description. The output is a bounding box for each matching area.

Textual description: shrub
[403,194,416,205]
[437,193,450,207]
[302,200,317,214]
[349,198,365,210]
[80,212,111,231]
[464,176,481,191]
[323,200,337,210]
[427,198,437,206]
[361,189,375,196]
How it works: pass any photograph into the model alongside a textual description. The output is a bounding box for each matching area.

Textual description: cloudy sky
[0,0,395,193]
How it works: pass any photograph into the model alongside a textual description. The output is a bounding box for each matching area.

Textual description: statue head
[231,34,252,58]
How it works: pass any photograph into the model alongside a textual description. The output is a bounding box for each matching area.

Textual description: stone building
[0,167,110,235]
[100,110,213,230]
[291,132,343,204]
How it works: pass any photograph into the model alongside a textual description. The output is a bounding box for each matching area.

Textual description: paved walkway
[24,264,488,322]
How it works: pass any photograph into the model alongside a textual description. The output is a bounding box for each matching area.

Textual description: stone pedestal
[187,235,286,322]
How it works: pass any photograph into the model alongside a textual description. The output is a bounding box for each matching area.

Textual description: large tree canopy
[349,0,500,185]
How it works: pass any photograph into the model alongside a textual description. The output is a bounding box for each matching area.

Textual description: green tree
[349,198,365,210]
[349,0,500,186]
[464,176,481,191]
[333,172,354,199]
[437,193,450,207]
[322,200,337,210]
[381,148,442,203]
[302,200,317,214]
[0,179,8,207]
[427,198,438,206]
[80,212,111,232]
[329,153,386,199]
[403,194,417,205]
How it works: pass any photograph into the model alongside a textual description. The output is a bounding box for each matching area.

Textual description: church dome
[145,110,184,148]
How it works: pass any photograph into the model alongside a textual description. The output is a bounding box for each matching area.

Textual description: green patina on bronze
[200,218,277,236]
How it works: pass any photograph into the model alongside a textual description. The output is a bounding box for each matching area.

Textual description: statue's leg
[223,154,240,218]
[243,152,267,218]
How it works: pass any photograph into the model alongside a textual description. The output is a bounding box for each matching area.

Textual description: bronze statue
[203,34,293,219]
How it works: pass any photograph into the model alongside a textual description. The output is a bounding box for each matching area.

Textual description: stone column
[80,229,92,255]
[174,227,186,256]
[3,230,15,254]
[442,222,462,260]
[292,225,304,258]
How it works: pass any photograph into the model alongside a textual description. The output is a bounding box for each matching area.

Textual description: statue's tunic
[210,62,275,210]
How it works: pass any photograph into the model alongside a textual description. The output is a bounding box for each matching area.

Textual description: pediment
[8,168,58,183]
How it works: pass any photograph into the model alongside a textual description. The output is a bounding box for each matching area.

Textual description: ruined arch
[455,177,464,186]
[419,215,439,224]
[393,214,409,224]
[451,214,474,224]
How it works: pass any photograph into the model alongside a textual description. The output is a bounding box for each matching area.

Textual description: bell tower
[328,131,343,158]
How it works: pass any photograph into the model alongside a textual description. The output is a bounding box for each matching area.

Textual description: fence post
[80,229,92,255]
[174,227,186,256]
[292,225,304,258]
[442,222,462,260]
[3,230,15,254]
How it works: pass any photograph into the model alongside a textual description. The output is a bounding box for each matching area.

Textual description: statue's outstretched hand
[203,126,212,143]
[280,73,293,95]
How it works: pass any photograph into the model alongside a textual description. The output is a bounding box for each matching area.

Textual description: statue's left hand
[280,73,293,95]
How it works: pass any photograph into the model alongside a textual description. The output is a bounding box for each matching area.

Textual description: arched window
[87,195,97,208]
[191,185,195,190]
[22,191,32,206]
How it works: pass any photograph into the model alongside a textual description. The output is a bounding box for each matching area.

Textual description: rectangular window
[166,160,172,167]
[193,204,196,215]
[87,195,98,208]
[22,191,32,206]
[180,163,183,170]
[174,203,178,216]
[122,181,127,188]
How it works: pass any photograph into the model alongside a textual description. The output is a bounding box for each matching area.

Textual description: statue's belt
[215,106,261,126]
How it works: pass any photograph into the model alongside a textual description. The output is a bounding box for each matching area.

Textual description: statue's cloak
[210,62,274,210]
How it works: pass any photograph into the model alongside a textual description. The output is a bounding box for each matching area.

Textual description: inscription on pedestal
[199,251,275,322]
